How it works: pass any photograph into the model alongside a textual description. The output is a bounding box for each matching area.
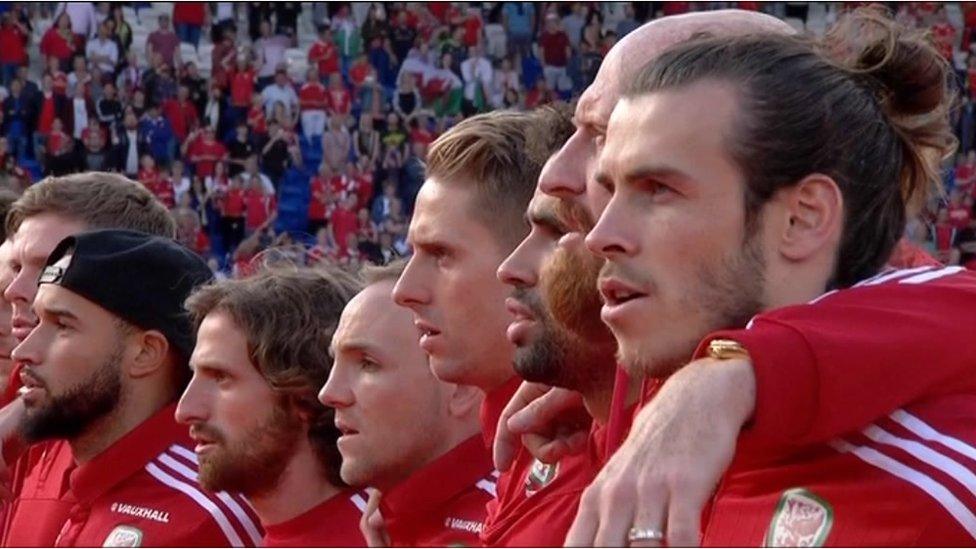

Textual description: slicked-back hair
[6,172,176,238]
[424,106,576,248]
[184,265,362,486]
[626,7,955,288]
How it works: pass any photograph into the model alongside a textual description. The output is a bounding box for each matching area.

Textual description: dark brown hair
[626,7,955,288]
[425,105,576,248]
[6,172,176,238]
[185,265,362,486]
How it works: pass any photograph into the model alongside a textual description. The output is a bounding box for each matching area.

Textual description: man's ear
[771,173,844,262]
[126,329,171,379]
[447,384,485,419]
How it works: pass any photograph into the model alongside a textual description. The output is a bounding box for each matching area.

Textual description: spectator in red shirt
[138,152,161,187]
[309,162,336,236]
[299,68,329,138]
[308,26,340,79]
[172,2,206,48]
[230,57,257,126]
[0,12,29,87]
[177,269,368,548]
[326,73,352,119]
[933,207,960,264]
[220,175,247,251]
[146,13,181,68]
[539,12,572,92]
[320,264,491,547]
[45,56,69,96]
[162,84,200,143]
[243,177,276,234]
[45,117,73,175]
[185,126,228,179]
[330,195,360,255]
[39,13,75,71]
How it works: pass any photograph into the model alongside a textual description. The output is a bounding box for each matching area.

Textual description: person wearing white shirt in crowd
[255,20,290,84]
[71,86,89,140]
[86,21,119,75]
[57,1,98,40]
[460,44,493,107]
[241,155,276,195]
[261,70,299,120]
[398,43,436,87]
[169,159,193,204]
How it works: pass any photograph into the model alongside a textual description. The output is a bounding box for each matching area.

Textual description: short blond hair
[425,106,574,247]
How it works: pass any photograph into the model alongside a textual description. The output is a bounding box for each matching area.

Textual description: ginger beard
[513,242,615,393]
[193,398,303,497]
[20,347,124,443]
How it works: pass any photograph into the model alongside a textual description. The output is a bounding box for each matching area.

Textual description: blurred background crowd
[0,1,971,276]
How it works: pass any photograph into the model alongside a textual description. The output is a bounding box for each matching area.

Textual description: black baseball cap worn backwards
[39,229,214,360]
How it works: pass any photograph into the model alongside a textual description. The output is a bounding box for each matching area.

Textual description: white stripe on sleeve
[145,462,246,547]
[830,439,976,540]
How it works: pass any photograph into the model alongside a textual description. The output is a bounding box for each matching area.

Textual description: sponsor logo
[103,525,143,547]
[443,517,484,534]
[524,459,559,497]
[764,488,834,547]
[109,502,171,524]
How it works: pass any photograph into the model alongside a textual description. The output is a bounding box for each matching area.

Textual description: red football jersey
[690,265,976,545]
[695,265,976,450]
[702,395,976,545]
[299,82,328,111]
[262,490,368,547]
[2,440,77,546]
[380,435,496,547]
[52,404,262,547]
[480,377,521,449]
[482,420,610,547]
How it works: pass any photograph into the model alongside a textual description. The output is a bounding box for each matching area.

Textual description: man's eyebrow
[38,306,79,321]
[528,205,565,233]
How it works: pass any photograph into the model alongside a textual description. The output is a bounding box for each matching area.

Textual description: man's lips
[335,419,359,437]
[505,297,535,322]
[413,319,441,338]
[11,317,35,341]
[598,277,647,306]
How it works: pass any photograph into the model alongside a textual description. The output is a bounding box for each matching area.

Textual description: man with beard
[320,261,491,546]
[482,186,618,546]
[573,12,976,545]
[177,266,368,547]
[12,229,261,546]
[495,9,976,546]
[0,173,260,547]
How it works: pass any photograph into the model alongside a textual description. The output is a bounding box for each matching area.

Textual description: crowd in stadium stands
[0,1,971,276]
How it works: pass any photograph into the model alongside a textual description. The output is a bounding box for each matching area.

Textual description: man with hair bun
[177,265,368,547]
[572,9,976,546]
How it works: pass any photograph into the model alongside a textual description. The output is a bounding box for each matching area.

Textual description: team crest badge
[103,525,143,547]
[524,459,559,497]
[763,488,833,547]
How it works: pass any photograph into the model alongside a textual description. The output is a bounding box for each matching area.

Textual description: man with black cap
[12,229,262,547]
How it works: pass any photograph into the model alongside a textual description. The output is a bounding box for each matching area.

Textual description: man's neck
[70,390,171,464]
[581,383,614,425]
[247,445,343,526]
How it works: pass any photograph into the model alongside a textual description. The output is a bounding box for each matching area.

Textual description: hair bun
[824,6,951,118]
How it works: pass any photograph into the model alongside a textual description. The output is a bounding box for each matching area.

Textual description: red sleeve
[693,267,976,450]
